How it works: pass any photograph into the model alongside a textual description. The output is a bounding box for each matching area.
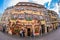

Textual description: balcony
[51,16,57,18]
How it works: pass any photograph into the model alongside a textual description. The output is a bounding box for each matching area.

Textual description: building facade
[47,10,58,31]
[1,2,59,36]
[58,0,60,26]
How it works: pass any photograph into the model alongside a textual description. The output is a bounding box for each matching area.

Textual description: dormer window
[15,7,24,10]
[32,4,36,6]
[22,4,25,5]
[18,3,21,5]
[27,4,30,5]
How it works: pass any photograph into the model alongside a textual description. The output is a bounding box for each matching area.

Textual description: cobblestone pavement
[0,28,60,40]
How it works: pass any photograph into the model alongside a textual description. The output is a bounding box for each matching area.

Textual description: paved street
[0,28,60,40]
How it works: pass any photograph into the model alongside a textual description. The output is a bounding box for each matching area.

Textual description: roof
[47,10,58,15]
[15,2,45,8]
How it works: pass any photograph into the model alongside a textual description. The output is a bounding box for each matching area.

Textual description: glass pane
[18,14,25,20]
[25,14,32,21]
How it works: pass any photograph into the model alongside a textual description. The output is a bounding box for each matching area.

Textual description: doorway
[41,25,45,34]
[47,27,49,32]
[27,28,31,36]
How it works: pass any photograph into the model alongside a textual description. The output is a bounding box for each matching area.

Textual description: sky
[0,0,59,15]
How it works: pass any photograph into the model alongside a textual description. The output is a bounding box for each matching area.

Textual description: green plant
[35,28,39,33]
[14,28,20,33]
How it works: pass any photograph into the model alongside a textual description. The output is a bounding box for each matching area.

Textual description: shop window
[35,27,39,33]
[14,27,20,33]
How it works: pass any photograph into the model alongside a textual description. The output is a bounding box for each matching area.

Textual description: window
[31,7,36,11]
[11,14,18,20]
[15,7,24,11]
[33,9,36,11]
[2,17,6,21]
[15,8,20,12]
[27,4,30,5]
[39,16,44,20]
[18,3,21,5]
[46,17,50,22]
[21,8,24,10]
[52,19,57,21]
[33,15,37,20]
[15,8,19,10]
[22,4,25,5]
[26,17,32,21]
[25,14,32,21]
[35,26,39,33]
[18,14,25,20]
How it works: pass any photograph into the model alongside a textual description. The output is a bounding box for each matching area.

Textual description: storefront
[34,25,40,36]
[52,23,58,30]
[46,25,53,32]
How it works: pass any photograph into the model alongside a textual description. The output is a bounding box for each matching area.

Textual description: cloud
[3,0,29,9]
[32,0,59,14]
[3,0,52,6]
[49,3,59,14]
[3,0,59,14]
[44,0,59,14]
[8,0,29,7]
[32,0,51,5]
[2,0,11,12]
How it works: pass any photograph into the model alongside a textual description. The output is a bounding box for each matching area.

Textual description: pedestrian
[19,30,23,37]
[31,30,34,37]
[22,30,25,37]
[2,24,6,32]
[3,27,5,32]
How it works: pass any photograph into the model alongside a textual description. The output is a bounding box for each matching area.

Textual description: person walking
[22,30,25,37]
[2,24,6,32]
[3,27,5,32]
[31,30,34,37]
[19,30,23,37]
